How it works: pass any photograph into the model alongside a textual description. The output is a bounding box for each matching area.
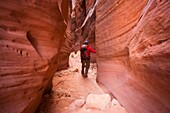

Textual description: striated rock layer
[96,0,170,113]
[0,0,69,113]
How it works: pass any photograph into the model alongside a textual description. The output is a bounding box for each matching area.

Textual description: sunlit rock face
[0,0,68,113]
[96,0,170,113]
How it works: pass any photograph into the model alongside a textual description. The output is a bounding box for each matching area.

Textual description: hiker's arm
[89,47,96,53]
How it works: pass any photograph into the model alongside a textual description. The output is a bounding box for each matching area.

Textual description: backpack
[80,45,89,60]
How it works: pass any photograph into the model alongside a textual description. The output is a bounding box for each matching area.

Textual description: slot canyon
[0,0,170,113]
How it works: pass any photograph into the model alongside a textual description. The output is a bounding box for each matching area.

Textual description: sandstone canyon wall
[96,0,170,113]
[0,0,69,113]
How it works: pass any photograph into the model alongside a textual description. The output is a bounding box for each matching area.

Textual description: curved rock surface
[0,0,69,113]
[96,0,170,113]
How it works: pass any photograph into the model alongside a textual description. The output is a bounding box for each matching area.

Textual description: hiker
[80,40,96,77]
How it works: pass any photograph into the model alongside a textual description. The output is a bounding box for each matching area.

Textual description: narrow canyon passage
[0,1,170,113]
[36,52,127,113]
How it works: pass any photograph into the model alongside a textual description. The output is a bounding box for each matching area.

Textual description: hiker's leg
[85,59,90,77]
[81,60,85,76]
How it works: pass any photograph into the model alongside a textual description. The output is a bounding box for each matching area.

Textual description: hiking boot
[81,71,84,75]
[82,74,85,77]
[84,75,88,78]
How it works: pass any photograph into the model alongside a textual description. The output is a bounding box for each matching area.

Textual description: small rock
[70,67,79,72]
[86,93,111,110]
[69,99,85,110]
[86,109,92,112]
[71,54,75,58]
[70,52,77,58]
[111,99,121,106]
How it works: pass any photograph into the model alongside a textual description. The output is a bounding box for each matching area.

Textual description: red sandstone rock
[0,0,69,113]
[96,0,170,113]
[86,0,95,12]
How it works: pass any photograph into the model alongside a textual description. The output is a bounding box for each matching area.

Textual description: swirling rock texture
[0,0,69,113]
[96,0,170,113]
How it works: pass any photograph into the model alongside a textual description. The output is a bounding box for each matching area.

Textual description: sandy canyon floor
[37,52,127,113]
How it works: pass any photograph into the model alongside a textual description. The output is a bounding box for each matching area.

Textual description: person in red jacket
[80,40,96,77]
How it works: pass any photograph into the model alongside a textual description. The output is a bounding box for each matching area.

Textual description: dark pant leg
[81,60,85,76]
[85,59,90,76]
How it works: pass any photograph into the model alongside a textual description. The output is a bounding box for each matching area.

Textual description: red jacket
[80,45,96,60]
[86,46,96,56]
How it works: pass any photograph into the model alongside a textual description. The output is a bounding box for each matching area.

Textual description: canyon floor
[36,52,128,113]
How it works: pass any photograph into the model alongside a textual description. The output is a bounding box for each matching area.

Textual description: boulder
[111,99,121,107]
[86,93,111,110]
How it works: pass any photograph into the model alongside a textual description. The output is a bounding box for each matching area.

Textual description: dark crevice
[12,39,16,42]
[26,52,28,57]
[0,25,7,30]
[157,38,170,44]
[26,31,42,57]
[38,87,43,93]
[82,0,86,16]
[20,50,22,56]
[149,38,170,47]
